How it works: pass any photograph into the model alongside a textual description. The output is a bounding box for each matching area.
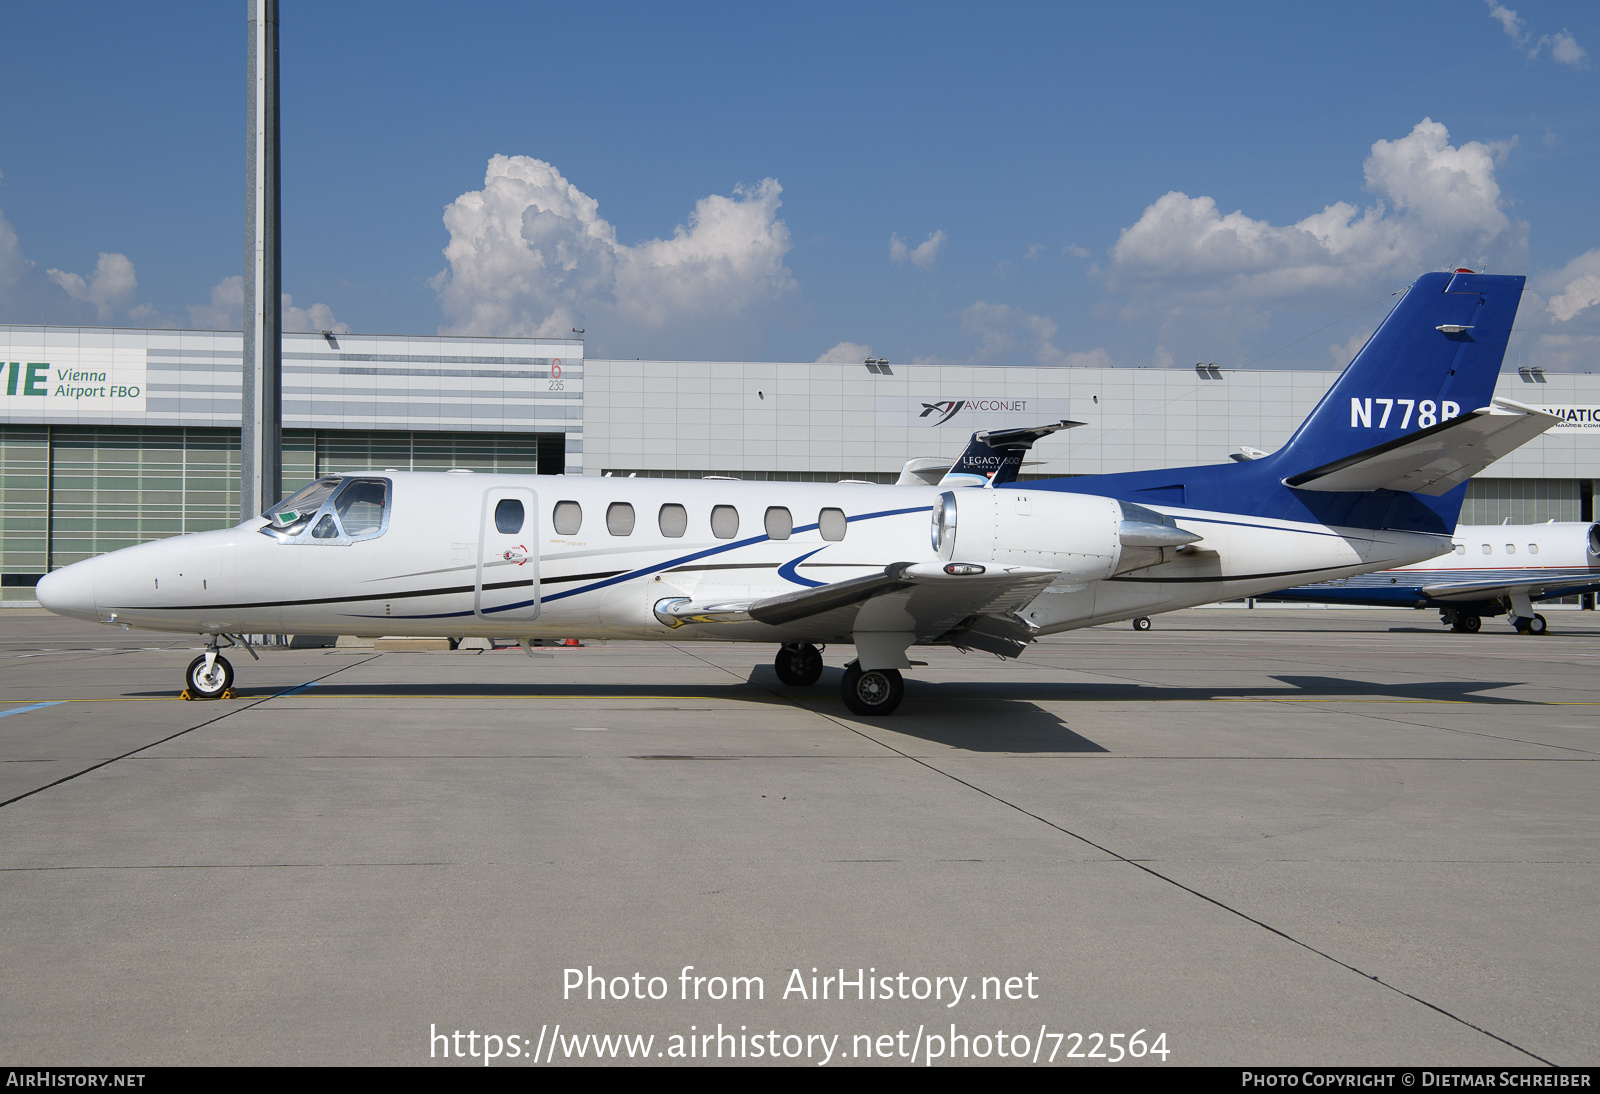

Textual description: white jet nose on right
[36,560,99,622]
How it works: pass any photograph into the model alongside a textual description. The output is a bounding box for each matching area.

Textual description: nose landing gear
[181,634,258,700]
[183,652,234,700]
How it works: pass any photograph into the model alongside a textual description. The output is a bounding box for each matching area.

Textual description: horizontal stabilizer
[939,420,1083,488]
[1284,400,1558,496]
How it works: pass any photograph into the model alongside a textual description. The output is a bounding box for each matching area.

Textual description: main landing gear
[1131,617,1152,631]
[774,642,824,687]
[181,634,258,700]
[841,661,904,716]
[1441,609,1482,634]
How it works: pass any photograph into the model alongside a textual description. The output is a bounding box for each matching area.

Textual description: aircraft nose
[36,560,98,621]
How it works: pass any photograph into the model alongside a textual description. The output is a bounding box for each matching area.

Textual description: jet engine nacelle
[930,489,1124,580]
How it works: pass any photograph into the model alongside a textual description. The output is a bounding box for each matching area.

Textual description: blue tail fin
[1032,271,1528,534]
[1270,271,1525,476]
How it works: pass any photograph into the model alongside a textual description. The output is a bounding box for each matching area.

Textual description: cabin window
[1482,544,1492,555]
[334,479,389,537]
[765,507,792,541]
[658,503,687,538]
[553,501,582,535]
[494,498,525,534]
[711,504,740,540]
[1505,544,1515,555]
[1453,544,1465,555]
[1528,543,1538,555]
[819,508,847,542]
[607,502,636,536]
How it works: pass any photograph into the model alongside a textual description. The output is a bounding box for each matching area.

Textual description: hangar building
[1,322,1594,604]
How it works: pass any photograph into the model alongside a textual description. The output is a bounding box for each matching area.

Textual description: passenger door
[476,486,540,622]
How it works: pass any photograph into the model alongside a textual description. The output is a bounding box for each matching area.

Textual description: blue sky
[2,1,1598,371]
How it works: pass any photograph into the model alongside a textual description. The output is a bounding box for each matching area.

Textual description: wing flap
[1419,575,1600,603]
[1285,400,1559,496]
[660,562,1061,639]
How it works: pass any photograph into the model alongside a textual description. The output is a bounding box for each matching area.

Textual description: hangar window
[765,507,792,541]
[494,498,525,534]
[658,503,687,538]
[1454,544,1465,555]
[607,502,636,536]
[711,505,740,540]
[553,501,582,535]
[819,508,848,542]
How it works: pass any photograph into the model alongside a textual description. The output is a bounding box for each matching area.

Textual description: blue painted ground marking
[0,701,64,718]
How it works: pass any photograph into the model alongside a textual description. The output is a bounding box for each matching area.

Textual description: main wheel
[1461,614,1481,634]
[840,662,904,716]
[1528,613,1548,635]
[185,654,234,699]
[1132,616,1152,632]
[774,643,823,686]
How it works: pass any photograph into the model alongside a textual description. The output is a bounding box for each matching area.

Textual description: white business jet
[1259,520,1600,634]
[37,271,1556,714]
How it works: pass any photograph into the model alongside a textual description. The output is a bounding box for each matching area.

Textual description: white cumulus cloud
[1538,249,1600,323]
[1484,2,1588,66]
[889,230,946,271]
[815,341,874,363]
[185,275,350,334]
[432,155,797,357]
[1107,118,1527,310]
[47,253,137,321]
[958,302,1118,367]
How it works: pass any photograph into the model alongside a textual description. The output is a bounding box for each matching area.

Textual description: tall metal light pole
[241,0,282,520]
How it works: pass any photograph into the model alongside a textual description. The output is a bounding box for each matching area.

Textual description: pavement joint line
[670,647,1560,1068]
[3,694,1599,709]
[0,654,384,811]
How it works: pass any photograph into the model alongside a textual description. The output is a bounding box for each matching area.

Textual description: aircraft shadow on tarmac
[121,667,1531,757]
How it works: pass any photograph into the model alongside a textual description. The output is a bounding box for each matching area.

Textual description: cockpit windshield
[259,476,391,543]
[264,478,342,536]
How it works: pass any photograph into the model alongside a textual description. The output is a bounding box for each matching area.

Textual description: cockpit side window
[335,479,389,536]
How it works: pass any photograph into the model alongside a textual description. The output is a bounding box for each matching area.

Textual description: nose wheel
[774,643,824,687]
[184,653,234,700]
[841,661,904,716]
[1131,616,1152,631]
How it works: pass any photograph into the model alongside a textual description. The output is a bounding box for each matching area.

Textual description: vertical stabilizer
[1271,271,1525,477]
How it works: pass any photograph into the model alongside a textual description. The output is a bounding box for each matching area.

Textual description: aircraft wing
[1285,400,1559,496]
[1418,575,1600,603]
[656,562,1060,648]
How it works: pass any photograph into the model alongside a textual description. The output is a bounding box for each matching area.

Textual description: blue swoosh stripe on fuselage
[378,505,928,620]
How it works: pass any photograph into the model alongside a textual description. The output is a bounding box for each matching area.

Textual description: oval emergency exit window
[495,498,525,534]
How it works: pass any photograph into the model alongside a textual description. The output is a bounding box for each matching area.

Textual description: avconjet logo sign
[918,399,1031,427]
